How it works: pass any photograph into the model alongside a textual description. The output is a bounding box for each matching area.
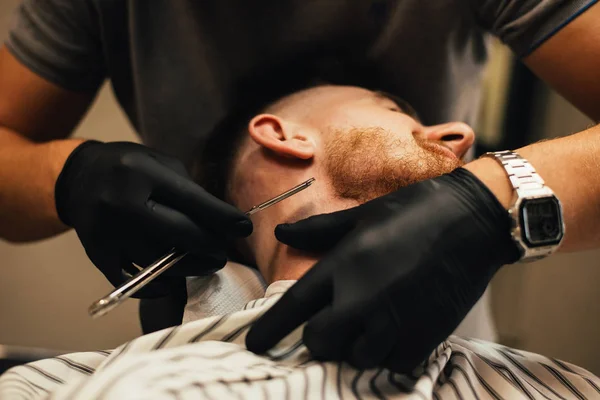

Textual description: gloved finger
[83,241,128,289]
[348,310,397,370]
[102,261,127,289]
[303,306,359,361]
[380,310,433,374]
[162,251,227,277]
[121,232,227,280]
[119,263,171,299]
[119,220,228,279]
[135,156,252,237]
[275,207,359,252]
[107,229,183,298]
[382,344,429,375]
[119,225,168,269]
[86,244,168,299]
[150,152,189,178]
[246,258,334,354]
[140,200,226,253]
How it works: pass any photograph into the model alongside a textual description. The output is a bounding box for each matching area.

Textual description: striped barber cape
[1,280,599,400]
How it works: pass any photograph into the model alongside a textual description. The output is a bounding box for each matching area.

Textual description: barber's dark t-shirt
[5,0,595,164]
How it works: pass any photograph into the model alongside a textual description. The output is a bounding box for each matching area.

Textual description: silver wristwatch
[482,150,565,262]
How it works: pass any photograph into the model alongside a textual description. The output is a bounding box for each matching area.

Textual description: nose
[423,122,475,159]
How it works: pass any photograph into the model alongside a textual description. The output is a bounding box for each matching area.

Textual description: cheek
[377,115,421,139]
[324,108,419,138]
[313,108,357,130]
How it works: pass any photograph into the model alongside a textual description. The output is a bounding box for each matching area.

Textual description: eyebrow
[373,90,421,122]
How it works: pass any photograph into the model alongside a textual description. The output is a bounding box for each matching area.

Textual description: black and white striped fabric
[1,281,598,399]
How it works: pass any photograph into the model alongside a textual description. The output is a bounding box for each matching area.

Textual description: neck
[265,242,319,283]
[247,201,321,284]
[239,173,359,283]
[248,198,359,284]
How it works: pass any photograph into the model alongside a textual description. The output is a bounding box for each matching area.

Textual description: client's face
[308,86,474,203]
[240,84,475,210]
[233,85,476,280]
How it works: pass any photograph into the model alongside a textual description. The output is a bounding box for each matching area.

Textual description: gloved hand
[246,168,520,373]
[55,141,252,298]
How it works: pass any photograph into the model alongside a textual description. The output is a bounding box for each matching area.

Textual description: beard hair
[325,127,464,203]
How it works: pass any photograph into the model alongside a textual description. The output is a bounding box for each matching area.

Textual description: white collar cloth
[1,281,599,399]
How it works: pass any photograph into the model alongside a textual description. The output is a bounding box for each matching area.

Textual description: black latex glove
[246,168,520,373]
[55,141,252,298]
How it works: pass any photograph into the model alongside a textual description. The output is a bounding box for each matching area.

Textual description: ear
[248,114,315,160]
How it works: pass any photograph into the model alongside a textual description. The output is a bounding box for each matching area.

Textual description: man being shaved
[1,81,598,400]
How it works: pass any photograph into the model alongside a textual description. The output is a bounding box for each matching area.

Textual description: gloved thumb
[275,207,360,252]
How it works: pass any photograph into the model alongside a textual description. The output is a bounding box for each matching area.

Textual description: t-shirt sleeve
[5,0,106,91]
[470,0,598,58]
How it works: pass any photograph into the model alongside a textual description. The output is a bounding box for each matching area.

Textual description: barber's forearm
[0,127,84,242]
[464,124,600,253]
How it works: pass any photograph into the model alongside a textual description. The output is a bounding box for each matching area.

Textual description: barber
[0,0,598,360]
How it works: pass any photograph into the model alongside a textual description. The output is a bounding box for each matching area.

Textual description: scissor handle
[88,250,186,318]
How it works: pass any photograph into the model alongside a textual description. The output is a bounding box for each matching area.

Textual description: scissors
[88,177,315,318]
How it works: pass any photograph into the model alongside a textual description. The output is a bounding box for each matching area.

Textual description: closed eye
[374,90,421,122]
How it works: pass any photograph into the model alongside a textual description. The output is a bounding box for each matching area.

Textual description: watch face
[520,197,564,247]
